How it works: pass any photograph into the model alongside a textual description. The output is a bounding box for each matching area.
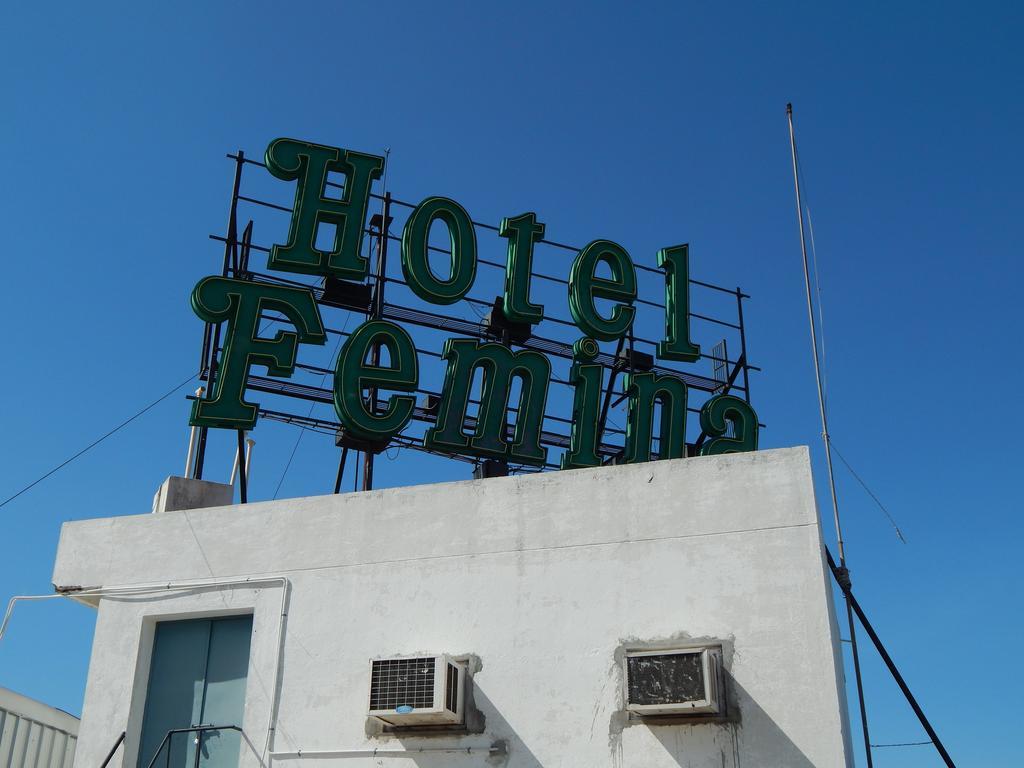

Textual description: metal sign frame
[189,146,762,495]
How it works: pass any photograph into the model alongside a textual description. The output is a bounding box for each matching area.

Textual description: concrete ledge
[151,476,234,514]
[57,447,815,589]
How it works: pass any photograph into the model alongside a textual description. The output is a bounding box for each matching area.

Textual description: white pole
[183,387,205,477]
[244,437,255,479]
[229,432,246,486]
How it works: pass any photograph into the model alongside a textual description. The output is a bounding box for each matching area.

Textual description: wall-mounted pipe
[270,743,505,760]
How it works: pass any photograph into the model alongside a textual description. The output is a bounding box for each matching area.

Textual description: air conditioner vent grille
[445,662,459,713]
[627,651,705,706]
[370,657,436,710]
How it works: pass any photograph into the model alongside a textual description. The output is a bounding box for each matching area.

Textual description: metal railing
[99,732,126,768]
[143,725,243,768]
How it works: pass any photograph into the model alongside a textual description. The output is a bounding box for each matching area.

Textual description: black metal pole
[199,322,212,385]
[491,324,512,477]
[334,446,349,494]
[362,194,390,492]
[735,288,751,403]
[844,598,872,766]
[361,455,374,493]
[375,194,391,320]
[239,220,254,277]
[596,336,627,452]
[195,150,245,480]
[826,549,956,768]
[236,429,248,504]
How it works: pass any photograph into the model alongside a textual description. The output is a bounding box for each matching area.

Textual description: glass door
[137,615,253,768]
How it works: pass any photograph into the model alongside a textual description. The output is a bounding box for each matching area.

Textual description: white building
[53,447,852,768]
[0,687,79,768]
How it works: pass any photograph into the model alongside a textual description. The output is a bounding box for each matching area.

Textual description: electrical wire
[0,373,198,511]
[0,308,299,512]
[794,147,829,415]
[794,138,905,546]
[805,206,829,413]
[830,441,907,544]
[465,299,487,320]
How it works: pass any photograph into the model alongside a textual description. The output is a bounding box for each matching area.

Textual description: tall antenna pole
[362,149,391,493]
[787,103,874,767]
[787,104,845,563]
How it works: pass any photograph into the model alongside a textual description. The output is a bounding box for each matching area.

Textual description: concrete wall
[0,688,78,768]
[54,447,852,768]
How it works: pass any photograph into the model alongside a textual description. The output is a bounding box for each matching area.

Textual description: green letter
[265,137,384,279]
[699,395,759,455]
[657,244,701,362]
[334,320,419,444]
[401,196,477,305]
[190,276,326,429]
[568,239,637,341]
[499,212,545,324]
[561,338,604,469]
[623,372,688,463]
[425,339,550,465]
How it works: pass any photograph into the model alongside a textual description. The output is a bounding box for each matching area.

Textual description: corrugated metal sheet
[0,689,78,768]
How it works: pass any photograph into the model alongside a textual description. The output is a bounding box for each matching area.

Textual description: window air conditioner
[624,646,724,716]
[368,655,466,726]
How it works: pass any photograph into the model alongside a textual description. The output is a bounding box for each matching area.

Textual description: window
[137,616,253,768]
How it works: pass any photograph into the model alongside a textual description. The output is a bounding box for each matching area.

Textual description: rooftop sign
[188,139,760,480]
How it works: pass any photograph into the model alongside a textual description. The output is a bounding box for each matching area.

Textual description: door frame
[120,590,277,768]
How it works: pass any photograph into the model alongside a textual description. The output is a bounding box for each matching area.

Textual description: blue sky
[1,2,1021,766]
